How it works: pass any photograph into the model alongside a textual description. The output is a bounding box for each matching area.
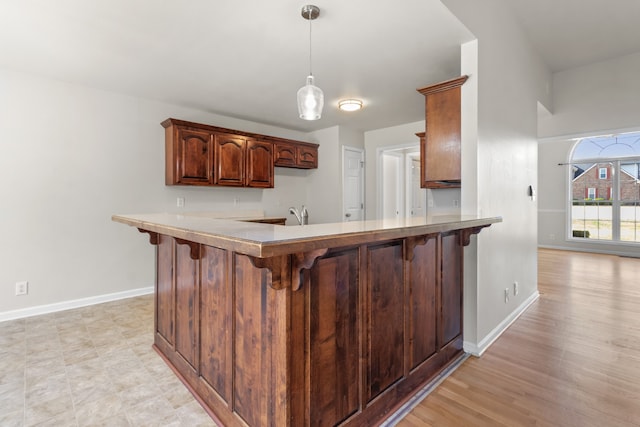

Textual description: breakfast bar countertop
[112,212,502,258]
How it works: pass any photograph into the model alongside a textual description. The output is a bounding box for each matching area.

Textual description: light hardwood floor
[397,248,640,427]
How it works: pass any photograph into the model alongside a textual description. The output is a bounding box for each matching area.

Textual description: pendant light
[297,5,324,120]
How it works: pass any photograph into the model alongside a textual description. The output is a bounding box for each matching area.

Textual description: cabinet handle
[345,213,351,218]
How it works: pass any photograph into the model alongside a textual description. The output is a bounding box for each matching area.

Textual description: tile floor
[0,295,217,426]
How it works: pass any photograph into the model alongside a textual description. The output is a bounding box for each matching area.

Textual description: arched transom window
[570,132,640,242]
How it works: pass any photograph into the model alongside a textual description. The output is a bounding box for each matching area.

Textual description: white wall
[444,0,551,354]
[537,53,640,256]
[0,67,319,316]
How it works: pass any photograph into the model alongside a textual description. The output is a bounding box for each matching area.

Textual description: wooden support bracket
[459,225,490,247]
[138,228,159,245]
[175,238,201,260]
[249,255,291,290]
[291,248,329,290]
[405,234,436,261]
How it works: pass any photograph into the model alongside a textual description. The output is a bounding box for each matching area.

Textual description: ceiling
[504,0,640,72]
[1,1,639,133]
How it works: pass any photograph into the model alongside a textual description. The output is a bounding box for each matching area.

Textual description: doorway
[377,144,426,219]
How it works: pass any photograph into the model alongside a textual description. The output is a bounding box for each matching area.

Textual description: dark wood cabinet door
[273,142,297,167]
[214,133,246,187]
[156,235,175,344]
[175,127,214,185]
[309,249,360,427]
[424,88,461,183]
[440,232,462,346]
[246,140,274,188]
[408,236,438,369]
[297,145,318,169]
[366,241,405,402]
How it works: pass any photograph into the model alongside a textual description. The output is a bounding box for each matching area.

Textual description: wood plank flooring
[397,248,640,427]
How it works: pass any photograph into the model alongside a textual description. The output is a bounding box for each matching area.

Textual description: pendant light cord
[308,8,313,77]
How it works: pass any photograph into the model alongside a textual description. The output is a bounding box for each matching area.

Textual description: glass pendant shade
[297,75,324,120]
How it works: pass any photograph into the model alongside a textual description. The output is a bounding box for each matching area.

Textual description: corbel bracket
[138,228,159,245]
[405,234,435,261]
[459,225,490,247]
[175,238,201,260]
[291,248,328,290]
[249,255,291,290]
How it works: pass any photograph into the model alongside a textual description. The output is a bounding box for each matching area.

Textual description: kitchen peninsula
[112,213,500,426]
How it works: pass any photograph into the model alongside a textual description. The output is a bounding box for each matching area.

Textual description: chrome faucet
[289,205,309,225]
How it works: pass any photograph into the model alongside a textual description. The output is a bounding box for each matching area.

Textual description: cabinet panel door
[175,241,199,369]
[175,127,213,185]
[366,241,405,402]
[246,140,274,188]
[409,236,438,369]
[156,235,175,344]
[297,145,318,169]
[214,133,246,187]
[273,142,297,167]
[309,249,360,427]
[424,87,461,183]
[440,232,462,346]
[200,246,232,403]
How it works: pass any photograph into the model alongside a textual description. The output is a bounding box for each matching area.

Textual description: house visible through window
[570,132,640,242]
[599,167,607,179]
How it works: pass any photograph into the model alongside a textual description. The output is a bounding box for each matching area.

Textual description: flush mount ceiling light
[338,99,363,112]
[297,5,324,121]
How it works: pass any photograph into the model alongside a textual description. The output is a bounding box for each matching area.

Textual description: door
[407,155,426,217]
[343,147,365,222]
[245,139,274,188]
[214,133,246,187]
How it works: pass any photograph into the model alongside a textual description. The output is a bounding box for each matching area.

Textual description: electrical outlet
[176,197,185,208]
[453,199,459,207]
[513,281,519,296]
[15,281,28,296]
[233,197,240,206]
[504,288,509,303]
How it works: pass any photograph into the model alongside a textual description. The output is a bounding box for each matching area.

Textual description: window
[599,167,608,179]
[570,132,640,242]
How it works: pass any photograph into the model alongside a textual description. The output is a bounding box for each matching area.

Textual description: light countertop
[112,213,502,258]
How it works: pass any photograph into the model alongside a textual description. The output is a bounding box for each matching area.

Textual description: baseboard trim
[463,290,540,357]
[538,244,640,258]
[0,286,154,322]
[380,353,470,426]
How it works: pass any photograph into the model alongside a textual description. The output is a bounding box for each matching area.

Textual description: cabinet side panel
[233,254,268,427]
[441,233,462,345]
[425,88,461,182]
[200,245,231,403]
[157,235,174,344]
[367,241,405,401]
[309,249,360,427]
[175,243,199,368]
[409,237,438,369]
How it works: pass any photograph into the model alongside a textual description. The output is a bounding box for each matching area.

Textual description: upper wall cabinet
[162,118,316,188]
[417,75,468,189]
[274,141,319,169]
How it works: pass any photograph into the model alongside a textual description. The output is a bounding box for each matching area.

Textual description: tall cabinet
[417,75,468,189]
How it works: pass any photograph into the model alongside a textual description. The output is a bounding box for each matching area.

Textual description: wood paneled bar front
[112,213,500,426]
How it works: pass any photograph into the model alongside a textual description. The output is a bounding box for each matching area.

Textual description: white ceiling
[504,0,640,72]
[1,1,639,133]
